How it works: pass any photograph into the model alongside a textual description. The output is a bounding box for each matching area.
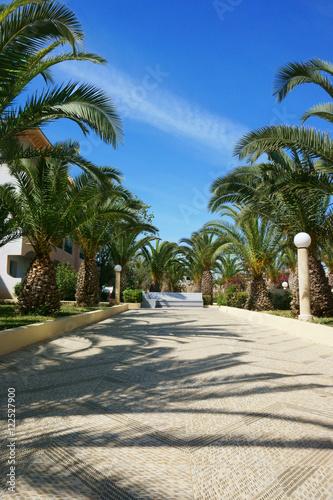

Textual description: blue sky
[46,0,333,242]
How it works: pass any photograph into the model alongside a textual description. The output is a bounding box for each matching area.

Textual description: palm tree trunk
[150,280,160,292]
[161,280,172,292]
[288,270,298,292]
[120,268,127,295]
[17,255,60,314]
[328,272,333,289]
[290,254,333,317]
[245,276,272,311]
[201,269,213,303]
[76,258,100,307]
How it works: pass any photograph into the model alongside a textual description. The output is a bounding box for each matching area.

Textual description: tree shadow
[0,308,332,498]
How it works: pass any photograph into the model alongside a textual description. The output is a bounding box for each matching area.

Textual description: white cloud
[59,62,247,155]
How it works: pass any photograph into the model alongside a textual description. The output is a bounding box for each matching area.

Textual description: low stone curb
[219,305,333,347]
[0,304,129,356]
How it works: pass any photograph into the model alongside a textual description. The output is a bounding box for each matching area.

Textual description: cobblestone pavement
[0,308,333,499]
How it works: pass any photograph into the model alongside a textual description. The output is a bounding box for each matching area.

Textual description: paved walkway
[0,308,332,499]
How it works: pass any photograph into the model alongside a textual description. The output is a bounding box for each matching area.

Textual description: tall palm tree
[179,231,226,302]
[205,208,282,310]
[1,155,120,313]
[0,0,122,166]
[209,151,333,316]
[214,255,243,287]
[140,240,179,292]
[72,191,154,306]
[105,224,157,295]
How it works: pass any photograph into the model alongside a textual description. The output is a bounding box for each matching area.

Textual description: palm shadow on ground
[0,309,332,497]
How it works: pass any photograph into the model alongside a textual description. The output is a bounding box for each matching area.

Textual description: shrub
[56,262,78,301]
[225,284,238,294]
[14,282,23,297]
[203,295,212,306]
[122,289,142,303]
[269,290,292,310]
[216,291,248,308]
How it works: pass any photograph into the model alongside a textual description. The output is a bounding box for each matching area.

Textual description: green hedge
[14,282,23,297]
[216,287,248,308]
[122,289,142,303]
[56,262,78,301]
[202,295,212,306]
[269,290,292,310]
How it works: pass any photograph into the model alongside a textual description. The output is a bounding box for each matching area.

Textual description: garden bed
[0,304,108,332]
[264,310,333,327]
[219,305,333,347]
[0,304,129,356]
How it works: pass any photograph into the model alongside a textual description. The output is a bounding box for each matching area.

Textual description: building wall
[0,236,84,299]
[0,238,24,299]
[0,129,84,299]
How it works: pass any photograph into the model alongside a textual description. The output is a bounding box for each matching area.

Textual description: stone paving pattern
[0,308,332,499]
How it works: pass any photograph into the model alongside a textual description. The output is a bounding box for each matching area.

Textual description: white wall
[0,238,24,298]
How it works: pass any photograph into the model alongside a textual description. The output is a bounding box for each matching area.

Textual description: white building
[0,129,83,299]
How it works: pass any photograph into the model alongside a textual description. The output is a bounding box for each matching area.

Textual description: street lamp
[282,281,288,290]
[114,265,122,305]
[294,232,312,322]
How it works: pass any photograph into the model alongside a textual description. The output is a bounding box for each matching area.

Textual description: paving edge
[218,305,333,347]
[0,304,129,356]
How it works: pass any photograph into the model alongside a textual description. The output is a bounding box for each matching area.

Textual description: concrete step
[156,300,203,308]
[142,292,203,308]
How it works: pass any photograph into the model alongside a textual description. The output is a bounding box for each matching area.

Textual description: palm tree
[234,58,333,170]
[205,208,282,310]
[0,185,20,246]
[209,150,333,316]
[1,155,120,314]
[320,241,333,288]
[179,231,226,303]
[214,255,243,287]
[72,192,154,306]
[0,0,122,166]
[163,259,187,292]
[273,58,333,125]
[140,240,179,292]
[105,224,157,295]
[180,251,203,293]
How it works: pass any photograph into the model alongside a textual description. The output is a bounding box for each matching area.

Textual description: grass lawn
[0,304,109,331]
[265,310,333,327]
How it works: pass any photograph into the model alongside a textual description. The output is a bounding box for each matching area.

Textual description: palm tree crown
[0,0,123,164]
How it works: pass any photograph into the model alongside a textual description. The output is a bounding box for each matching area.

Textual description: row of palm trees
[134,58,333,316]
[208,57,333,316]
[1,1,332,316]
[0,0,157,313]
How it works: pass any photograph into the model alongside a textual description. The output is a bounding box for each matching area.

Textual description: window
[64,238,72,254]
[57,240,63,249]
[9,260,17,277]
[79,248,84,259]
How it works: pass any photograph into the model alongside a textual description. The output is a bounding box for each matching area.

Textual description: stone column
[297,247,312,321]
[294,232,312,322]
[114,264,122,305]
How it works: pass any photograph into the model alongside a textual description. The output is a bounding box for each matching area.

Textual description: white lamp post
[282,281,288,290]
[294,232,312,322]
[114,264,122,305]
